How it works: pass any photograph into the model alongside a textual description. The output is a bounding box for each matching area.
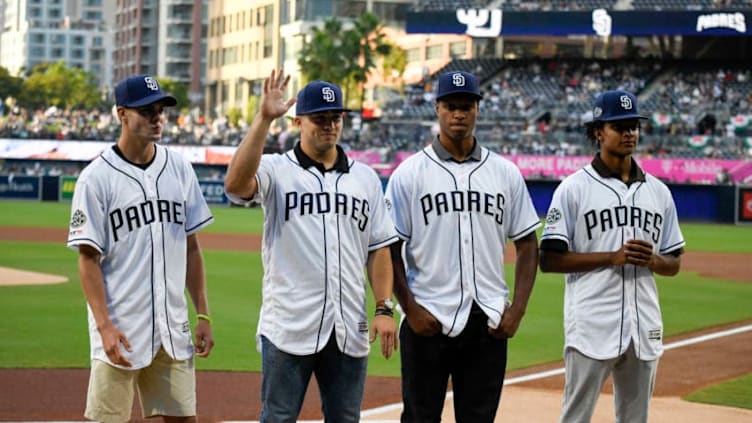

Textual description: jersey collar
[293,141,350,173]
[112,144,157,170]
[431,136,482,163]
[591,153,646,185]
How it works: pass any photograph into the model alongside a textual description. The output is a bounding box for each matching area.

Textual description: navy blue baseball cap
[435,71,482,101]
[591,90,647,122]
[295,81,348,115]
[115,74,177,108]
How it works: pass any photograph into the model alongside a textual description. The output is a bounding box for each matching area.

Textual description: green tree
[381,40,407,88]
[158,78,189,111]
[297,13,392,111]
[297,18,350,85]
[0,66,23,106]
[18,62,100,109]
[226,107,243,128]
[344,13,392,110]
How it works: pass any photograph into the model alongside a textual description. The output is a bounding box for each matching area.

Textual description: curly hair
[585,121,605,147]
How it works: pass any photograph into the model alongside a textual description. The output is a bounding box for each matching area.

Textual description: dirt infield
[0,226,750,421]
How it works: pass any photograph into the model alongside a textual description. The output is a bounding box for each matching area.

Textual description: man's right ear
[116,107,126,124]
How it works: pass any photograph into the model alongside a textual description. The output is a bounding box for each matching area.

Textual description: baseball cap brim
[122,93,178,108]
[296,105,349,116]
[596,113,648,122]
[436,90,483,101]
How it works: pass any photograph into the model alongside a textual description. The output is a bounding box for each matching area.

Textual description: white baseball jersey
[540,159,685,361]
[226,145,398,358]
[67,144,213,369]
[385,140,541,337]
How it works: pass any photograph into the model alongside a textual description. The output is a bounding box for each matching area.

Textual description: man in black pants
[385,70,540,422]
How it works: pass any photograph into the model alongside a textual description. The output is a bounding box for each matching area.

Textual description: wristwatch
[375,298,395,317]
[376,298,394,311]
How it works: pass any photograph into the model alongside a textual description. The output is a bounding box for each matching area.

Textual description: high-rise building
[0,0,113,92]
[113,0,206,107]
[206,0,413,119]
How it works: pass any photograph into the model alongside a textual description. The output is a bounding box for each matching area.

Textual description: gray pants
[559,342,658,423]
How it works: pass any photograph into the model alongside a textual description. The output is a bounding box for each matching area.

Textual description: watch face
[383,299,394,310]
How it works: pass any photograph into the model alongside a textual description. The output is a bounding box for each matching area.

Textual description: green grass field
[685,374,752,410]
[0,200,750,408]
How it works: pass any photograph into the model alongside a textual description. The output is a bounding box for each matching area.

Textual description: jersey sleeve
[183,162,214,235]
[541,177,575,249]
[67,168,107,254]
[384,163,412,241]
[505,165,541,241]
[225,154,275,206]
[658,184,685,255]
[365,168,398,251]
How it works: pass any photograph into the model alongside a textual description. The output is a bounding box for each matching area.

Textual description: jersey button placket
[458,176,472,292]
[145,173,156,199]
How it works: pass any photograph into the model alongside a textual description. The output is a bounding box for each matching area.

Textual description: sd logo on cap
[435,71,483,101]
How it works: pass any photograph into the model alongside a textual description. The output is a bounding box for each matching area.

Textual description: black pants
[400,305,508,423]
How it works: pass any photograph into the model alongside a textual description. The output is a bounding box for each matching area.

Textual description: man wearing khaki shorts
[87,348,196,420]
[67,74,215,422]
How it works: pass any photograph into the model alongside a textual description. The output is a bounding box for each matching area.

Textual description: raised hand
[259,69,296,120]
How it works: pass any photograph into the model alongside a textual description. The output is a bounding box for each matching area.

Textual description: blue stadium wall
[0,174,740,223]
[524,180,738,223]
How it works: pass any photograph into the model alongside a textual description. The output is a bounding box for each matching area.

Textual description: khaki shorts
[85,347,196,422]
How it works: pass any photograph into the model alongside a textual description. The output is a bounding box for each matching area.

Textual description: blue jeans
[260,334,367,423]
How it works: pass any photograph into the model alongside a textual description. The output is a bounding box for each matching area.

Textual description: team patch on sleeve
[70,209,87,228]
[546,208,562,224]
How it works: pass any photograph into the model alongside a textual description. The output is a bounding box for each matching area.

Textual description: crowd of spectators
[1,59,751,172]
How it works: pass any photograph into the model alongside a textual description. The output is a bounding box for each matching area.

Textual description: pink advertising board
[505,155,747,184]
[388,151,750,183]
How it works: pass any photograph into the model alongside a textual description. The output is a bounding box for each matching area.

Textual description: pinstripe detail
[67,237,105,252]
[335,172,349,354]
[155,150,176,358]
[631,183,642,358]
[186,216,214,233]
[584,166,630,356]
[509,221,541,240]
[306,167,329,354]
[101,151,159,359]
[421,148,465,335]
[466,151,503,321]
[660,241,685,254]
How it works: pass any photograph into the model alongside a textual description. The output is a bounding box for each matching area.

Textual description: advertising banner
[737,186,752,224]
[0,175,41,200]
[60,176,77,200]
[199,180,228,205]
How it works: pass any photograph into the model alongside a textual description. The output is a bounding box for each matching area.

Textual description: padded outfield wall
[1,172,749,224]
